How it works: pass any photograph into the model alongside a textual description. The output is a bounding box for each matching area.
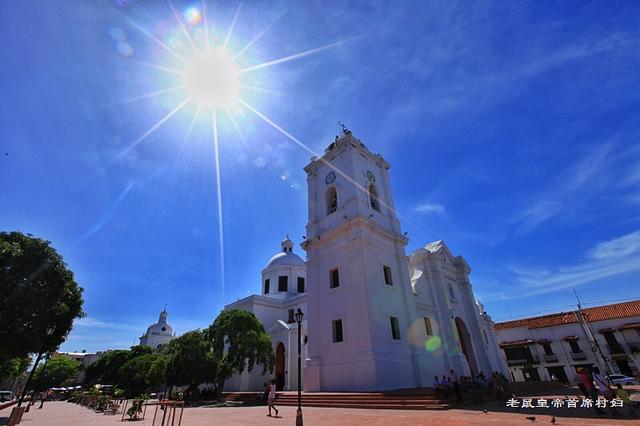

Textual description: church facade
[224,130,507,392]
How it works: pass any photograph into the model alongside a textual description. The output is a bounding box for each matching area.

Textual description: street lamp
[18,326,55,407]
[294,308,304,426]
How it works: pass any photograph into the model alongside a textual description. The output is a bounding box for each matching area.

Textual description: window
[383,265,393,286]
[278,276,288,292]
[326,187,337,214]
[332,319,343,343]
[423,317,433,336]
[542,343,554,356]
[264,278,270,294]
[390,316,401,340]
[569,341,581,353]
[288,309,294,323]
[297,277,305,293]
[369,184,380,212]
[330,268,340,288]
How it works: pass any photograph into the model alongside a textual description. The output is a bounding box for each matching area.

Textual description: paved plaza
[3,401,640,426]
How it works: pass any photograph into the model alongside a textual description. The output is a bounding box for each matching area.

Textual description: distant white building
[139,308,175,349]
[223,129,507,392]
[494,300,640,383]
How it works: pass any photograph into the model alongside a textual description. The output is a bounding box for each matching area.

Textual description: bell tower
[302,128,422,391]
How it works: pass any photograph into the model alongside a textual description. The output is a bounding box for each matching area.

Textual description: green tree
[165,331,216,392]
[146,354,169,389]
[118,354,158,397]
[0,356,30,385]
[84,350,129,385]
[34,356,81,390]
[0,232,84,364]
[206,310,274,396]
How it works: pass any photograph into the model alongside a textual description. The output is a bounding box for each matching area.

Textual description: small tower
[302,130,422,391]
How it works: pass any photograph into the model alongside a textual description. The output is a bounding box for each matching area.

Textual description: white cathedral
[224,129,508,392]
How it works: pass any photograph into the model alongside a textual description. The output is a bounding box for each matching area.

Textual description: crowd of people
[433,370,511,403]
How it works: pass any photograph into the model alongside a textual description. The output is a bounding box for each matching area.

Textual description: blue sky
[1,1,639,352]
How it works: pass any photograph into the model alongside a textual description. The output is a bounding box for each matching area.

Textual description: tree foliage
[0,356,30,384]
[165,330,215,388]
[206,309,274,395]
[84,349,130,386]
[34,356,81,390]
[0,232,84,364]
[118,354,158,397]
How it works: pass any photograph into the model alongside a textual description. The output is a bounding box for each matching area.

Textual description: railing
[607,343,625,355]
[543,354,558,363]
[570,351,587,361]
[628,342,640,353]
[506,355,539,366]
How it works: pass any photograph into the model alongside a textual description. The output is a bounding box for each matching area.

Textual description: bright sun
[183,48,239,108]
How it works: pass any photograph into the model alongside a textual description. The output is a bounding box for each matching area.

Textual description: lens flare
[184,7,202,26]
[183,49,239,108]
[425,336,442,352]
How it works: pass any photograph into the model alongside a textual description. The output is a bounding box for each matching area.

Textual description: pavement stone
[3,401,640,426]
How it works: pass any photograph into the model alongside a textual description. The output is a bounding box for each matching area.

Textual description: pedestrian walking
[266,380,278,417]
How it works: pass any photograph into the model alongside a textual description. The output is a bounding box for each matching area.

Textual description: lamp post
[18,326,55,407]
[294,309,304,426]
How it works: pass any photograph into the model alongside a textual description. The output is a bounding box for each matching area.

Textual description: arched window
[326,187,337,214]
[369,184,380,212]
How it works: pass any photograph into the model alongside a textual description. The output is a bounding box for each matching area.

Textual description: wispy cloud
[412,202,446,216]
[486,229,640,301]
[72,182,135,247]
[512,141,616,235]
[589,230,640,259]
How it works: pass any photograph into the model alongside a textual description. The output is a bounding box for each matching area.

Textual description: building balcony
[543,354,558,363]
[570,351,587,361]
[506,355,539,366]
[607,343,625,355]
[628,342,640,353]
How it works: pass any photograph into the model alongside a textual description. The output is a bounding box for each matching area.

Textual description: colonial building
[139,308,175,349]
[224,129,507,392]
[494,300,640,383]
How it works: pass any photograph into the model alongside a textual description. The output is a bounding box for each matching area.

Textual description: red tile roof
[495,300,640,330]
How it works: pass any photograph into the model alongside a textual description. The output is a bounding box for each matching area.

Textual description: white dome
[265,251,305,268]
[145,309,173,336]
[264,235,305,268]
[146,322,173,336]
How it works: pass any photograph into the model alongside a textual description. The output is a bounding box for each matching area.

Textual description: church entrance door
[275,342,285,391]
[455,317,479,376]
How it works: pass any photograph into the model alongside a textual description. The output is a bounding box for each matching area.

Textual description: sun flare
[183,48,239,108]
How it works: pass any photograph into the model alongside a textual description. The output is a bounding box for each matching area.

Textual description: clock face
[366,170,376,182]
[325,171,336,184]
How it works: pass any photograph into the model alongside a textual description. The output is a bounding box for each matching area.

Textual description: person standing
[578,367,604,415]
[266,380,278,417]
[592,367,617,416]
[450,369,462,402]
